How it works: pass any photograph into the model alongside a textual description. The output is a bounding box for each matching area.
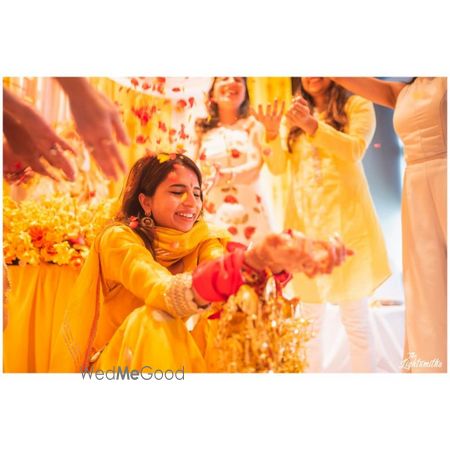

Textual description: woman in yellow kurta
[51,152,351,373]
[50,154,229,372]
[255,77,391,372]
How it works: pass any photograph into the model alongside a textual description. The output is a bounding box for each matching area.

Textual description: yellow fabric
[49,219,229,372]
[3,264,80,372]
[247,77,293,231]
[265,95,391,303]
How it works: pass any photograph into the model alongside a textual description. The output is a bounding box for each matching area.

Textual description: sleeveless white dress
[393,77,447,372]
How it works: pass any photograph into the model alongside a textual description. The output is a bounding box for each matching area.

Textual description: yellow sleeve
[197,238,225,264]
[262,117,290,175]
[98,225,172,312]
[306,95,376,162]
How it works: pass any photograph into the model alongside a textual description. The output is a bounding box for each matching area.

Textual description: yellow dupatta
[49,219,230,372]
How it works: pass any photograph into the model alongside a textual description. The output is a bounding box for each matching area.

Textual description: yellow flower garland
[3,194,115,268]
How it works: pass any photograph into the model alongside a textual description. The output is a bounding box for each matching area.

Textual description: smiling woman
[194,77,274,246]
[49,152,352,373]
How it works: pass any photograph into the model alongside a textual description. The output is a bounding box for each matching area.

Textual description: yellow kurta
[265,95,391,303]
[49,221,229,372]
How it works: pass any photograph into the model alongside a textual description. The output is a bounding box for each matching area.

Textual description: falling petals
[136,135,148,144]
[244,226,256,240]
[224,195,239,204]
[157,153,170,163]
[230,148,241,158]
[227,226,238,235]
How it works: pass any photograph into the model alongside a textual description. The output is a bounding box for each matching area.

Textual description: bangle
[241,262,269,296]
[164,273,202,318]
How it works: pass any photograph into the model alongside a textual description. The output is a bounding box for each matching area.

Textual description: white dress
[198,117,273,246]
[393,77,447,373]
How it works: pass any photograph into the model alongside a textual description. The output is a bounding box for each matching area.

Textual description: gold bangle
[164,273,202,318]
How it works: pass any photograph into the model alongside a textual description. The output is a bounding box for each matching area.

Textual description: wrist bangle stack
[164,273,202,318]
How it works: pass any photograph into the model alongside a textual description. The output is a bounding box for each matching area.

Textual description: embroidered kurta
[50,221,229,372]
[198,117,273,245]
[265,95,391,303]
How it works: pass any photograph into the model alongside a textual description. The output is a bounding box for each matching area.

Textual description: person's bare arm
[56,77,130,180]
[330,77,407,109]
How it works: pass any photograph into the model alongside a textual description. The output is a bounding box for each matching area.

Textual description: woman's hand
[3,88,76,181]
[245,230,352,276]
[285,96,318,136]
[250,99,285,141]
[3,112,75,182]
[57,78,130,181]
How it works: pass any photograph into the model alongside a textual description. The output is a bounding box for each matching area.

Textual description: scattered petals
[176,99,187,111]
[224,195,239,204]
[244,226,256,240]
[227,226,238,235]
[129,216,139,229]
[136,135,147,144]
[157,153,170,163]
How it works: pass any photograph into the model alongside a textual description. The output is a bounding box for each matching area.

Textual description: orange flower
[29,225,46,248]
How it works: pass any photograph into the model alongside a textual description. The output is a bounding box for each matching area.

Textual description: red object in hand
[192,246,246,302]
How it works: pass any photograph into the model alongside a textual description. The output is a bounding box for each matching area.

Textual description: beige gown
[393,77,447,373]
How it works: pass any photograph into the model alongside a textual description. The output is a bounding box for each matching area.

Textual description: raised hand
[3,111,75,182]
[3,88,76,181]
[285,96,318,136]
[250,99,285,141]
[57,78,130,181]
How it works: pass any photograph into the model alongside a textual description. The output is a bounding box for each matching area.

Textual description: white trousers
[402,159,447,373]
[301,298,376,373]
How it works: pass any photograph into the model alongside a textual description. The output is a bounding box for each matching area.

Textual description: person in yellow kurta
[255,77,391,372]
[50,152,352,373]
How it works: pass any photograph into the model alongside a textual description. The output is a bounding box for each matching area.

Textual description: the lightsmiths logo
[400,352,443,370]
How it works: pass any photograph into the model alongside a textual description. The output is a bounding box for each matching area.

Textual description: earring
[140,211,155,229]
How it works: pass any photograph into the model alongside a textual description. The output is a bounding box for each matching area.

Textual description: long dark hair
[195,77,251,135]
[288,77,350,152]
[115,153,203,255]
